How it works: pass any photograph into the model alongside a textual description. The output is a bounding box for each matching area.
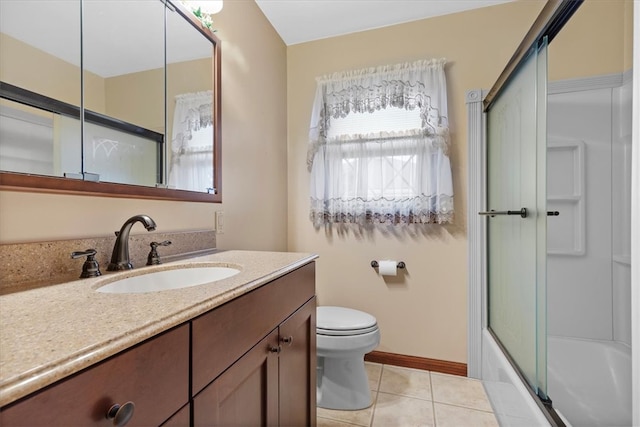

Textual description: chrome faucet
[107,214,157,271]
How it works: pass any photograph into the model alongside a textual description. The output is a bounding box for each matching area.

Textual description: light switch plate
[215,211,224,234]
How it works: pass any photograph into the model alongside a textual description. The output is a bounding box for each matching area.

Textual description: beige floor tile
[371,392,435,427]
[378,365,432,401]
[317,365,499,427]
[434,402,499,427]
[317,416,366,427]
[317,398,375,427]
[431,373,493,412]
[365,362,382,391]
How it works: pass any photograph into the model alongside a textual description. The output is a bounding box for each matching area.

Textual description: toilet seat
[317,306,378,336]
[316,306,380,410]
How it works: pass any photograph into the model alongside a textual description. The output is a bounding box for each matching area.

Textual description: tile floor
[317,363,499,427]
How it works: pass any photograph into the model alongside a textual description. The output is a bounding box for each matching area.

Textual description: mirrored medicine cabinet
[0,0,221,202]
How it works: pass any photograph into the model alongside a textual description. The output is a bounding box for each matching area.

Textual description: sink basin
[96,266,241,294]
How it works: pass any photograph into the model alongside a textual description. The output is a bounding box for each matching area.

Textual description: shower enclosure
[545,68,633,427]
[484,37,549,402]
[467,0,636,425]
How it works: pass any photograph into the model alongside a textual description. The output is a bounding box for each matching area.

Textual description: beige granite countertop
[0,250,317,407]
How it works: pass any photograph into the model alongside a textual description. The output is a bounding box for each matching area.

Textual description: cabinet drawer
[0,324,189,427]
[192,262,315,394]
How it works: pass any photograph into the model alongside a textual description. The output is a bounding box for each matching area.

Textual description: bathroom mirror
[0,0,221,202]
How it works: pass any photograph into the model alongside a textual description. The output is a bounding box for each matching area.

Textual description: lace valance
[307,59,454,226]
[169,91,214,192]
[172,90,213,153]
[308,59,448,170]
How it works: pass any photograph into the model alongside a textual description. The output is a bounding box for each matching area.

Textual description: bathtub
[481,329,550,426]
[547,336,632,427]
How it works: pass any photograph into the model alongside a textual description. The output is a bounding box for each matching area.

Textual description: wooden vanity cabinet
[0,261,316,427]
[278,297,317,426]
[192,263,316,427]
[0,324,189,427]
[160,402,191,426]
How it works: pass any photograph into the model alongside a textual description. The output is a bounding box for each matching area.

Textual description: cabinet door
[0,325,189,427]
[193,329,279,427]
[279,296,316,427]
[160,403,190,427]
[192,263,315,395]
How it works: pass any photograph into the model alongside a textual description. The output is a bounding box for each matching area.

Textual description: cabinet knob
[281,336,293,346]
[269,345,281,354]
[106,401,135,426]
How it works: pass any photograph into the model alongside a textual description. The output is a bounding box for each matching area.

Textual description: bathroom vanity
[0,250,317,426]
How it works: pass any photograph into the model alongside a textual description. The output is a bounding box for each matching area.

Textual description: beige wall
[104,56,213,136]
[0,33,105,111]
[104,68,165,134]
[549,0,630,80]
[1,0,633,363]
[287,1,545,363]
[624,0,635,70]
[0,0,288,253]
[211,0,288,251]
[287,0,633,364]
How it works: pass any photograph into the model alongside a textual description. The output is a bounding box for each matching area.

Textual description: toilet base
[317,355,372,410]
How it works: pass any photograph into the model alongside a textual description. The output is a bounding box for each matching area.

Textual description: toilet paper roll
[378,260,397,276]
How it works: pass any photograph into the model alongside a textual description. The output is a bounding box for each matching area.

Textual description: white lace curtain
[168,91,213,192]
[307,59,454,226]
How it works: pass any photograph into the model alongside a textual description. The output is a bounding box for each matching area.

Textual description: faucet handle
[71,249,102,278]
[146,241,172,266]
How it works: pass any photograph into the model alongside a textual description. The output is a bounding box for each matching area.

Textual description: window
[307,59,453,226]
[168,91,214,193]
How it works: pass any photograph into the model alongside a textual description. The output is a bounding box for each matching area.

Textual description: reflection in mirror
[166,5,215,193]
[82,0,165,187]
[0,0,81,177]
[0,0,221,202]
[0,99,81,176]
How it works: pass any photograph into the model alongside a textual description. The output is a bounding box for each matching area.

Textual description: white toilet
[316,306,380,410]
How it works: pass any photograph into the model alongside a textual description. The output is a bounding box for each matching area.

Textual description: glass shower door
[485,38,548,399]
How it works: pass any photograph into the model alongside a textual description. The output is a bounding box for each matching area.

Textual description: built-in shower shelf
[547,139,586,257]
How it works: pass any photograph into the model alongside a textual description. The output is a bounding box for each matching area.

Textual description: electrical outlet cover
[215,211,224,233]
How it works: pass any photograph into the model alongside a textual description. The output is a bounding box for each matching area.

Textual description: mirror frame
[0,0,222,203]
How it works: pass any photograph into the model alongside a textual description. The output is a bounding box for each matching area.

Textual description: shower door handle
[478,208,528,218]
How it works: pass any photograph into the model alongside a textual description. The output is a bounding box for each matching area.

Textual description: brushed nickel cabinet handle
[478,208,527,218]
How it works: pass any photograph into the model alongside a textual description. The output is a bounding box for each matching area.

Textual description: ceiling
[254,0,517,46]
[1,0,518,76]
[0,1,212,78]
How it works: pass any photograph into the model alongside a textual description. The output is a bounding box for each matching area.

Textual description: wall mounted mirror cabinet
[0,0,221,202]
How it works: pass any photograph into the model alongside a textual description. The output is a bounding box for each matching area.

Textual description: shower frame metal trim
[483,0,583,112]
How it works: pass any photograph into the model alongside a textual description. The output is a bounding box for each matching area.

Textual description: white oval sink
[96,266,240,294]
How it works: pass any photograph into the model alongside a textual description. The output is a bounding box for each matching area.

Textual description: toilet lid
[317,306,378,336]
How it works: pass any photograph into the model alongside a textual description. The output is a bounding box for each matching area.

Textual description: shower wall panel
[612,77,633,346]
[547,77,632,345]
[547,87,613,341]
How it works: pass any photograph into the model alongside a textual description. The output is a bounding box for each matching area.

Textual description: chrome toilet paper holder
[371,260,406,269]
